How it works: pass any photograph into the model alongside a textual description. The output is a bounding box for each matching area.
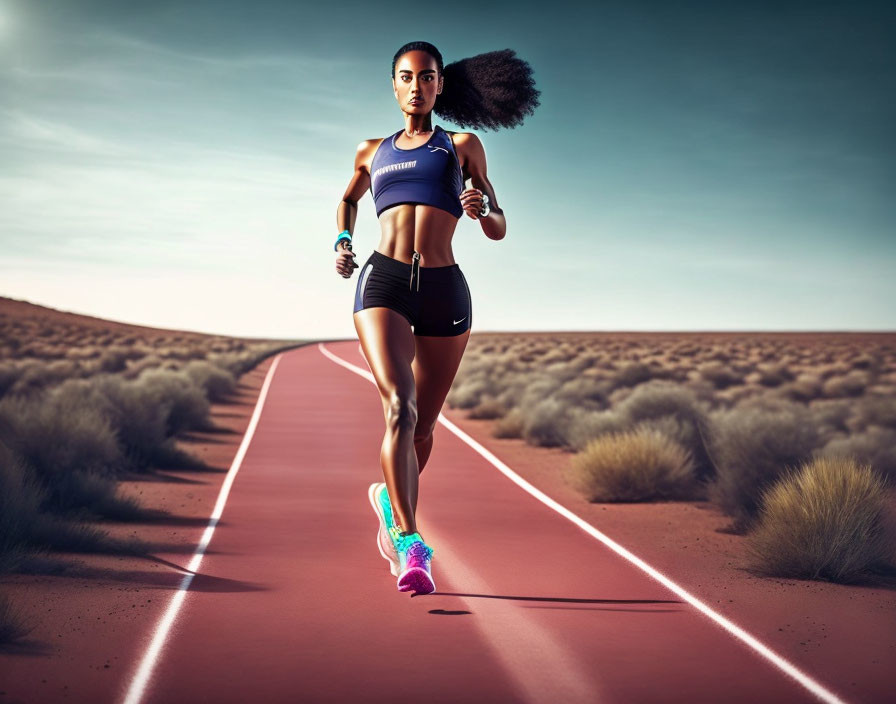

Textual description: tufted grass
[567,427,702,502]
[746,456,894,582]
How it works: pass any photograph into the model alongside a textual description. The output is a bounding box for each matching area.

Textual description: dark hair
[391,41,540,131]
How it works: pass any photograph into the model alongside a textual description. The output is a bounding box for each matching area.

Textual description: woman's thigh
[412,328,471,437]
[353,306,417,420]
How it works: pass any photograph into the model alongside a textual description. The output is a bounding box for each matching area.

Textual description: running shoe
[389,527,436,595]
[367,482,400,576]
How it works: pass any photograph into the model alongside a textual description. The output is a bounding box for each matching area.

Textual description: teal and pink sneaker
[367,482,400,576]
[389,526,436,595]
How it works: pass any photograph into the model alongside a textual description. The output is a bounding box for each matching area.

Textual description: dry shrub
[821,370,869,398]
[567,427,700,502]
[848,353,878,371]
[0,362,21,398]
[706,399,820,531]
[808,399,852,437]
[208,344,283,376]
[819,426,896,482]
[5,359,85,397]
[746,456,893,582]
[682,378,719,405]
[135,368,212,435]
[544,361,583,383]
[541,346,576,364]
[446,375,492,409]
[553,376,609,411]
[121,354,167,379]
[51,374,209,473]
[815,362,852,380]
[183,360,236,402]
[611,361,653,389]
[492,407,525,438]
[0,390,121,482]
[468,397,506,420]
[519,375,564,404]
[613,380,715,479]
[520,397,571,447]
[0,388,147,521]
[0,441,45,573]
[0,391,140,530]
[698,362,742,389]
[780,373,824,402]
[849,393,896,430]
[564,408,626,451]
[714,385,757,408]
[64,346,99,361]
[756,363,795,388]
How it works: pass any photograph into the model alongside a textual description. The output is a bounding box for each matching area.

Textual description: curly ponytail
[391,42,541,131]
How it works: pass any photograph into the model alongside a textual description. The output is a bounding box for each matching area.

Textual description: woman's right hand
[336,241,359,278]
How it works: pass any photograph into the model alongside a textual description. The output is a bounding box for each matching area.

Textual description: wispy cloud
[3,109,129,156]
[0,25,362,271]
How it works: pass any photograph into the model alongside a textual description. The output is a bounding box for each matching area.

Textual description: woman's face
[392,50,442,116]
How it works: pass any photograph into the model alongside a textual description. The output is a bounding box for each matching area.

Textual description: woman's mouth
[410,98,423,105]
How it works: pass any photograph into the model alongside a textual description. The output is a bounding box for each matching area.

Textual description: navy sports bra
[369,125,464,219]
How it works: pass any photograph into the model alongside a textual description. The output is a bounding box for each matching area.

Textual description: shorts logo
[453,317,466,325]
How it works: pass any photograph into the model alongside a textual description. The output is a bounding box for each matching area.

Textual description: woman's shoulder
[443,130,483,162]
[354,136,388,172]
[444,130,482,147]
[356,135,388,152]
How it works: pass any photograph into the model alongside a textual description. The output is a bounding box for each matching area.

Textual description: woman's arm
[336,140,376,250]
[456,132,506,241]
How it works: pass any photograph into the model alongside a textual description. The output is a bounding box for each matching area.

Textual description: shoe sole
[367,482,400,576]
[397,567,436,595]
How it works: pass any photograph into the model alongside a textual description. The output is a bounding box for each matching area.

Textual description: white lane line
[119,353,283,704]
[320,342,848,704]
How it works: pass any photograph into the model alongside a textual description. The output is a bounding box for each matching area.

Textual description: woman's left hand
[459,187,485,219]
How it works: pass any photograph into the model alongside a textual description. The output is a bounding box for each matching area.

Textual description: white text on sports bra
[372,160,417,183]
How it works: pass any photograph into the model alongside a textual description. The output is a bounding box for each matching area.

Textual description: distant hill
[0,295,229,339]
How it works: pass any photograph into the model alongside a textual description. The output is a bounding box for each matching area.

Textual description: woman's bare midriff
[374,203,461,267]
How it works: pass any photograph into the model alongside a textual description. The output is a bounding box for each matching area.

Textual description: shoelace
[406,541,433,562]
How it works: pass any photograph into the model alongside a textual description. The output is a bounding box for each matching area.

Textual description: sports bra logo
[427,145,449,155]
[372,159,417,183]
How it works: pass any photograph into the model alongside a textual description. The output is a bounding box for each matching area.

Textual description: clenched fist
[336,241,359,278]
[459,188,486,219]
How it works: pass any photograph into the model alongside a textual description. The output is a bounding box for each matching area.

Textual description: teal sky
[1,0,893,337]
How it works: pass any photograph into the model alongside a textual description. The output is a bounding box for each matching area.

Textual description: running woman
[334,41,539,595]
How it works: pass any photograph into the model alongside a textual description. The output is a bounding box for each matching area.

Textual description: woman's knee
[384,390,418,431]
[414,419,436,442]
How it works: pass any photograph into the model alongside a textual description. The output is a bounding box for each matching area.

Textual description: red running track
[117,342,849,704]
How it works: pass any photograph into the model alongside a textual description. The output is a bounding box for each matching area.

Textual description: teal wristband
[334,229,352,251]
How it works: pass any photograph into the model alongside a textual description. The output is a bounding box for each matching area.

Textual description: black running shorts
[353,249,472,336]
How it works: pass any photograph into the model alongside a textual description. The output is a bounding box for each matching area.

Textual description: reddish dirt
[1,340,894,704]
